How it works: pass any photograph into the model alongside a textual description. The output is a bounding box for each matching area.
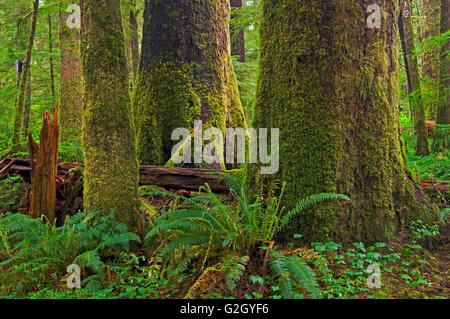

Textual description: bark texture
[433,0,450,151]
[247,0,434,243]
[80,0,139,230]
[27,107,59,224]
[59,2,83,142]
[132,0,246,165]
[422,0,441,120]
[399,0,429,156]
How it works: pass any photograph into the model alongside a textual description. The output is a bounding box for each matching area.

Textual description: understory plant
[144,173,349,298]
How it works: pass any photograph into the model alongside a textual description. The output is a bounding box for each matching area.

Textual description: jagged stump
[27,106,59,224]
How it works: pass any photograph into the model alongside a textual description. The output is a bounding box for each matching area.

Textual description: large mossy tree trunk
[59,1,83,143]
[398,0,429,156]
[11,0,39,147]
[247,0,433,243]
[433,0,450,151]
[132,0,246,165]
[80,0,140,230]
[422,0,441,121]
[230,0,246,62]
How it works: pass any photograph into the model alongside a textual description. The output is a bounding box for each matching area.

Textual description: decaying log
[27,106,59,223]
[0,158,230,194]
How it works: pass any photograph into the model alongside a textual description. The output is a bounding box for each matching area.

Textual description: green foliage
[0,210,140,296]
[0,175,27,214]
[146,173,349,255]
[267,246,321,299]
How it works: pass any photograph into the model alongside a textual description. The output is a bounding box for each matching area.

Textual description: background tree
[247,0,433,243]
[231,0,246,62]
[422,0,441,120]
[132,0,246,165]
[80,0,140,230]
[433,0,449,151]
[11,0,39,147]
[399,0,429,156]
[59,0,83,142]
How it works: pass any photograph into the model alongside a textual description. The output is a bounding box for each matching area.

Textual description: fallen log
[0,158,230,193]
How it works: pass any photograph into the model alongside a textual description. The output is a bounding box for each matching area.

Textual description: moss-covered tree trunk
[59,2,83,142]
[422,0,441,120]
[132,0,246,165]
[433,0,450,151]
[399,0,429,156]
[231,0,245,62]
[11,0,39,147]
[247,0,433,243]
[80,0,140,230]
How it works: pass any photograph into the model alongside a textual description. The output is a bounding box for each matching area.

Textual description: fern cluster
[0,211,140,295]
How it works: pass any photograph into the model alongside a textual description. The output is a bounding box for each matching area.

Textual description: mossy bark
[399,0,429,156]
[422,0,441,121]
[247,0,434,243]
[59,3,83,143]
[132,0,246,165]
[80,0,139,230]
[433,0,450,151]
[11,0,39,147]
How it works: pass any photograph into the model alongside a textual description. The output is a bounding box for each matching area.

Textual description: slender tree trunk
[11,0,39,147]
[59,2,83,142]
[22,68,32,135]
[48,14,55,99]
[129,0,139,83]
[230,0,246,62]
[399,0,429,155]
[247,0,433,243]
[80,0,140,230]
[433,0,450,151]
[132,0,246,165]
[422,0,441,120]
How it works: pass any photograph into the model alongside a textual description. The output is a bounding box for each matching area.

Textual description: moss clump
[247,0,436,244]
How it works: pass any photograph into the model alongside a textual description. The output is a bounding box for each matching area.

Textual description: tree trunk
[399,0,429,156]
[59,2,83,142]
[48,14,55,99]
[132,0,246,165]
[11,0,39,147]
[433,0,450,151]
[28,107,59,224]
[422,0,441,120]
[247,0,433,243]
[129,0,139,83]
[22,68,32,135]
[230,0,246,62]
[80,0,140,230]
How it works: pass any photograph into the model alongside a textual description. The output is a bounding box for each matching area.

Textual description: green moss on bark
[247,0,435,243]
[132,0,246,165]
[59,8,83,143]
[80,0,139,230]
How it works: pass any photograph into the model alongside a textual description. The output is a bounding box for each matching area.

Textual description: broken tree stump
[27,106,59,224]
